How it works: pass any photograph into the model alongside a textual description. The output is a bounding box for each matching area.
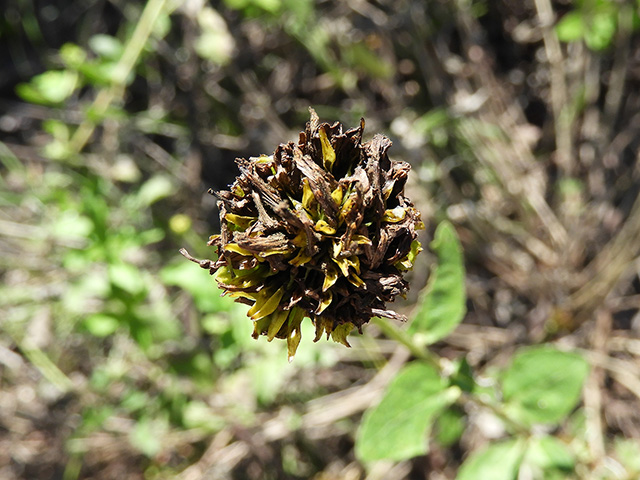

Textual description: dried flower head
[181,108,423,360]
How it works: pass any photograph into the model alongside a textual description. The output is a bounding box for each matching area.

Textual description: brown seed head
[182,108,423,360]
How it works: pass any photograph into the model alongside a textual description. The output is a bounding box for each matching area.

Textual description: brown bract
[182,108,423,360]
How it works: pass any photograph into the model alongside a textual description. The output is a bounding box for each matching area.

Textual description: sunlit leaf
[109,262,146,295]
[409,220,466,343]
[523,436,575,473]
[16,70,78,105]
[502,346,589,426]
[136,175,174,206]
[555,12,585,42]
[356,362,459,462]
[319,126,336,171]
[88,34,123,60]
[83,313,120,337]
[457,439,526,480]
[434,408,465,447]
[129,416,167,457]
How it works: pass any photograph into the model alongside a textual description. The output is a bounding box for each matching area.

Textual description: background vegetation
[2,0,640,479]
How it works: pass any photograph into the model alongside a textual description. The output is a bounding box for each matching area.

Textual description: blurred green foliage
[2,0,640,479]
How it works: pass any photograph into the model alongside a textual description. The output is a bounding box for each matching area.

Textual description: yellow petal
[382,206,406,223]
[213,265,234,284]
[223,243,253,256]
[332,256,350,277]
[252,317,270,339]
[347,255,360,274]
[247,286,286,320]
[347,272,365,288]
[331,185,343,206]
[313,316,333,342]
[395,239,423,271]
[322,265,339,292]
[302,178,315,212]
[351,234,372,245]
[225,213,256,229]
[290,249,312,266]
[330,322,354,347]
[258,246,295,257]
[232,184,245,197]
[267,309,289,341]
[314,219,336,235]
[291,230,308,247]
[227,291,258,301]
[319,126,336,171]
[315,291,332,315]
[286,309,304,362]
[332,239,342,257]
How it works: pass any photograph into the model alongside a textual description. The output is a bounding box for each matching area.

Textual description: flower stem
[372,316,440,369]
[372,316,531,436]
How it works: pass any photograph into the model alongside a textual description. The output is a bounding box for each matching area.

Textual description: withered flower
[181,108,423,360]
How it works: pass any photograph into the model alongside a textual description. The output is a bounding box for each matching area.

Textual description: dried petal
[182,108,423,359]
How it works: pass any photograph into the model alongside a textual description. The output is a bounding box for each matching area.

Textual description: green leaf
[556,12,585,42]
[109,262,145,295]
[502,346,589,426]
[194,7,235,65]
[16,70,78,106]
[182,401,225,431]
[523,436,574,473]
[136,175,174,206]
[342,42,393,79]
[409,220,466,343]
[59,43,87,69]
[584,10,617,50]
[83,313,120,337]
[434,408,465,447]
[161,261,234,313]
[88,34,123,60]
[457,438,526,480]
[355,362,460,462]
[51,210,94,241]
[129,416,167,457]
[450,357,475,393]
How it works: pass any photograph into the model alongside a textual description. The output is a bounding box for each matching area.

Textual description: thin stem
[463,391,531,437]
[534,0,573,176]
[68,0,167,154]
[372,316,440,368]
[372,316,532,436]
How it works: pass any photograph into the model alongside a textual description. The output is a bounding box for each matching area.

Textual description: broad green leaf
[88,34,123,60]
[555,12,585,42]
[83,313,120,337]
[523,436,574,473]
[59,43,86,69]
[109,262,146,295]
[409,220,466,343]
[51,210,94,240]
[182,401,225,431]
[457,438,526,480]
[160,261,234,313]
[584,10,617,51]
[355,362,460,462]
[129,416,167,457]
[434,408,465,447]
[136,175,174,206]
[194,7,235,65]
[15,70,78,105]
[502,346,589,426]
